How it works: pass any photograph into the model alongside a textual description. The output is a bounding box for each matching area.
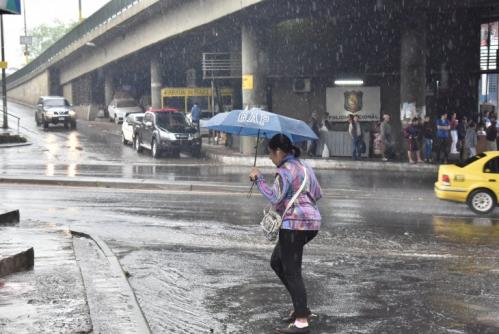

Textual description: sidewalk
[0,213,150,334]
[203,141,439,174]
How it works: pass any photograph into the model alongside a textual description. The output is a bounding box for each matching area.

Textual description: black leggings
[270,229,318,318]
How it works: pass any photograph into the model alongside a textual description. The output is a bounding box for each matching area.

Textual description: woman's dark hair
[268,134,301,158]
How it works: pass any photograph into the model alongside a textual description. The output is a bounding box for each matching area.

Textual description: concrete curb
[70,230,152,334]
[205,151,439,174]
[0,141,32,148]
[0,247,34,278]
[0,210,20,225]
[0,175,250,193]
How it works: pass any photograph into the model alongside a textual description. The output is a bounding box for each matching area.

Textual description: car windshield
[156,112,188,130]
[135,116,144,122]
[44,99,68,107]
[455,153,486,168]
[117,100,138,108]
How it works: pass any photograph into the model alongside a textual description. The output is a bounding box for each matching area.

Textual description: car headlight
[69,110,76,116]
[161,132,176,141]
[46,111,54,117]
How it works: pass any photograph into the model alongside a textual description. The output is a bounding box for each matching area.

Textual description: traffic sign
[0,0,21,15]
[0,61,8,69]
[20,36,32,45]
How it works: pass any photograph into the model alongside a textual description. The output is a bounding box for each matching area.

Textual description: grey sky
[3,0,110,69]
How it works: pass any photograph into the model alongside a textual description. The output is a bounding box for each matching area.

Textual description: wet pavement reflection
[1,184,498,333]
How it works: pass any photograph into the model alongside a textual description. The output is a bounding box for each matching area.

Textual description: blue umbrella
[204,108,318,196]
[203,108,318,144]
[204,108,318,171]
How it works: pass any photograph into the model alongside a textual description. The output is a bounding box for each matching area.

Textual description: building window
[481,21,498,71]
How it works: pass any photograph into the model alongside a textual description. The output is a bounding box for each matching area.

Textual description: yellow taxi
[434,151,499,214]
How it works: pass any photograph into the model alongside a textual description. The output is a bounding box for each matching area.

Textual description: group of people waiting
[402,111,498,164]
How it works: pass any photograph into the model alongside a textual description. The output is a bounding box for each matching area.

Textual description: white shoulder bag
[260,165,308,241]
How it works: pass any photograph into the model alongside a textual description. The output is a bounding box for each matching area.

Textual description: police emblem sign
[344,91,363,113]
[0,0,21,14]
[326,86,380,122]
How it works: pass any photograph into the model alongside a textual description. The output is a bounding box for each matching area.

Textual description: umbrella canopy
[203,108,318,143]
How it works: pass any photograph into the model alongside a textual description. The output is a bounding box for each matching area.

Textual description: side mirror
[37,104,42,108]
[145,121,153,127]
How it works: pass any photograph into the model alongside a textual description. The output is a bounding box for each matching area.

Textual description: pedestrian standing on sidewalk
[485,116,498,151]
[307,112,320,157]
[449,112,459,154]
[403,117,423,163]
[348,115,362,160]
[380,114,394,161]
[457,116,468,161]
[191,103,201,132]
[465,122,477,157]
[435,113,450,164]
[249,134,322,334]
[422,115,434,163]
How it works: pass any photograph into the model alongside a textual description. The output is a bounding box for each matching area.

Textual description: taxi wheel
[467,189,496,215]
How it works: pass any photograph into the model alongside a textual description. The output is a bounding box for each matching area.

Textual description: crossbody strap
[281,165,308,218]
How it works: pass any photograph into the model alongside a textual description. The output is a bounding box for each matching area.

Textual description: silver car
[35,96,76,130]
[108,98,143,124]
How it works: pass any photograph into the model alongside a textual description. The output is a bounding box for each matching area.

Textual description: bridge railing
[7,0,146,87]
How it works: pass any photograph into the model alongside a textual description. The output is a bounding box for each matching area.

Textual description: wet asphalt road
[2,102,499,333]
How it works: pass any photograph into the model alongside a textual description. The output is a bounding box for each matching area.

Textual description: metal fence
[7,0,147,87]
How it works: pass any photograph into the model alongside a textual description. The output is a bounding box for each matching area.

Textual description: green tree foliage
[28,20,78,59]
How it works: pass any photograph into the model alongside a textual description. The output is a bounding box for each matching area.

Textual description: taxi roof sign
[0,0,21,15]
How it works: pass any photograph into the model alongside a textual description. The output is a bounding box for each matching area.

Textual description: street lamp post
[79,0,83,22]
[1,14,7,129]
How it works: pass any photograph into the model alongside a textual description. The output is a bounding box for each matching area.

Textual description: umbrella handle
[253,129,260,167]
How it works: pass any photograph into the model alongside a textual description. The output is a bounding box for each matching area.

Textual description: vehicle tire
[71,120,77,130]
[35,114,40,126]
[122,132,128,145]
[64,120,69,129]
[467,189,496,215]
[172,149,180,158]
[134,136,142,153]
[151,139,160,158]
[43,117,49,130]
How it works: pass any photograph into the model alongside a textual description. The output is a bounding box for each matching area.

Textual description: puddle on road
[433,216,499,245]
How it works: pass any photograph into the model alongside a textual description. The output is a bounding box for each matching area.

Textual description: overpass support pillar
[400,13,427,121]
[241,24,268,155]
[151,56,162,109]
[104,72,113,108]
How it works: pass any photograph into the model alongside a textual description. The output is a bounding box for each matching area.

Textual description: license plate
[58,117,65,121]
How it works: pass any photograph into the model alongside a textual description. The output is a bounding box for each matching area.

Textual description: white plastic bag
[322,144,330,158]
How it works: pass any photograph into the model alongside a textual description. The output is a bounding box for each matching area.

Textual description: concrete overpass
[5,0,499,154]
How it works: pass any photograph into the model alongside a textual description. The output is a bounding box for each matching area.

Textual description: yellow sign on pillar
[242,74,254,90]
[0,61,8,69]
